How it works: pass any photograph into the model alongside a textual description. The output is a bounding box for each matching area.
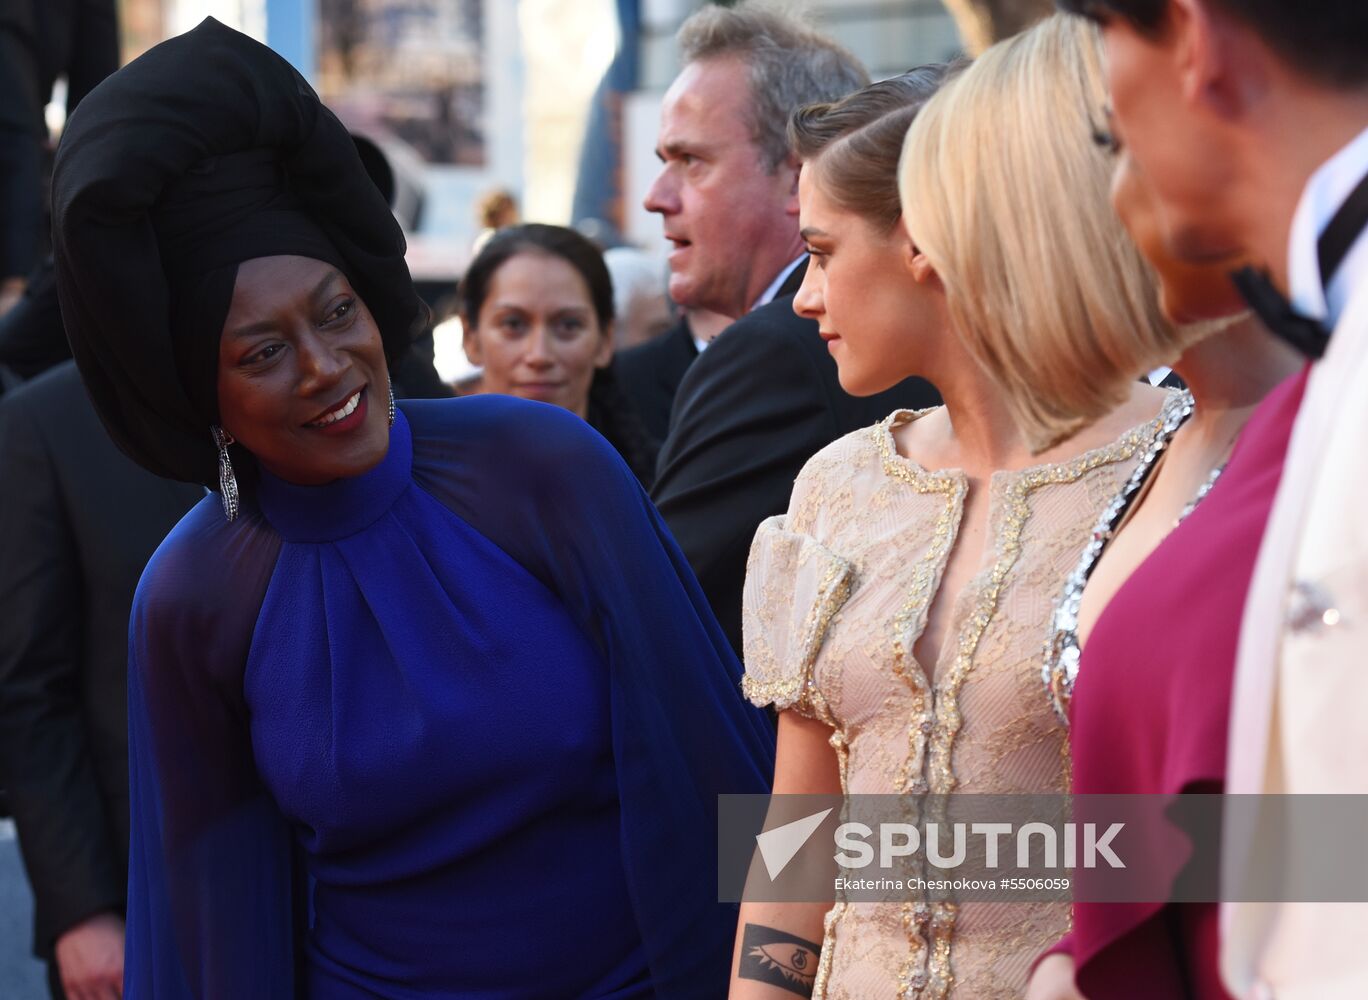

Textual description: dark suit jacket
[0,0,118,279]
[614,317,699,445]
[652,264,940,654]
[0,0,119,128]
[0,258,69,387]
[0,361,200,959]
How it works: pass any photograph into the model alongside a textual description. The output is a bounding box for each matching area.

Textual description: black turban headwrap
[51,18,426,486]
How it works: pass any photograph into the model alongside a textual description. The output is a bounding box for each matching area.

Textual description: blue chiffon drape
[124,397,775,998]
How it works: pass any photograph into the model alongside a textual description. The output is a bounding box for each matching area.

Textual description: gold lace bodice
[741,408,1160,999]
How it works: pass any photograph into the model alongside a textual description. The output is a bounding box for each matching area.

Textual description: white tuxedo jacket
[1222,276,1368,999]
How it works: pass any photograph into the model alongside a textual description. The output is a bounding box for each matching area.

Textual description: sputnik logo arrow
[755,808,833,880]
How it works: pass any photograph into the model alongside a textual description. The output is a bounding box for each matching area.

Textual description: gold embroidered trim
[868,409,1157,998]
[812,898,845,1000]
[811,678,849,1000]
[741,524,855,716]
[870,416,969,999]
[927,423,1156,795]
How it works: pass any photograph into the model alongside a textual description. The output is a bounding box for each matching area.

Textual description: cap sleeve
[741,516,853,718]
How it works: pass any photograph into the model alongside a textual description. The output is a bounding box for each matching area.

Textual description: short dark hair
[788,65,958,231]
[1058,0,1368,88]
[459,223,614,329]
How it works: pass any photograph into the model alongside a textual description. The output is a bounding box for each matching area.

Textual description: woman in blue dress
[50,19,774,999]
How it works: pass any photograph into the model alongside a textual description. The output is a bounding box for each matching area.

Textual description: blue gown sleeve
[406,397,777,999]
[123,499,297,1000]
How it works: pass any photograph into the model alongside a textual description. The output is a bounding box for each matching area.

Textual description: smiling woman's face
[216,254,390,486]
[463,250,612,418]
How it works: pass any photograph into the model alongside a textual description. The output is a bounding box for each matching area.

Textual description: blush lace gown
[742,407,1161,999]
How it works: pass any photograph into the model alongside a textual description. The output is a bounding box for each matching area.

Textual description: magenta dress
[1046,367,1308,998]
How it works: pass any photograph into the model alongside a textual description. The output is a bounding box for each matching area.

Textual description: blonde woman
[730,20,1173,1000]
[1015,46,1303,1000]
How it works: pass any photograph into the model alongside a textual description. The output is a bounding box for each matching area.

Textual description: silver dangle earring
[211,426,240,523]
[387,379,396,427]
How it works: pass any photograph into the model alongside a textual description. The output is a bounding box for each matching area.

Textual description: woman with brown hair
[730,20,1170,998]
[459,223,658,484]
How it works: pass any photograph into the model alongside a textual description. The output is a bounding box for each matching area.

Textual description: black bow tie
[1231,266,1331,360]
[1230,165,1368,361]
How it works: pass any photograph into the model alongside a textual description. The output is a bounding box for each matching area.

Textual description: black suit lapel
[657,320,698,392]
[672,321,700,362]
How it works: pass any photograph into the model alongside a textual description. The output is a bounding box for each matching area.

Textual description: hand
[54,912,125,1000]
[1025,953,1086,1000]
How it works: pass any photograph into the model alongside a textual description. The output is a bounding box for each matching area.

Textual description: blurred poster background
[101,0,963,250]
[316,0,486,168]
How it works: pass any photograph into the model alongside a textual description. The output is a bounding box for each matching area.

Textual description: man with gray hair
[646,3,864,320]
[634,1,938,654]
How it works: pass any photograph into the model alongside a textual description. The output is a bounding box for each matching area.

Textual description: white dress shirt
[1287,125,1368,326]
[693,255,806,354]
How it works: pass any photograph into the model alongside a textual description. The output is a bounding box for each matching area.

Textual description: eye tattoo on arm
[737,923,821,997]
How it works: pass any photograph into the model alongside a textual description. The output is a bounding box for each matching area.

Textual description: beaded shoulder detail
[1042,390,1197,724]
[741,517,855,717]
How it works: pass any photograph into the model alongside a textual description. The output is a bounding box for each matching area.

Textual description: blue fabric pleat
[123,398,775,999]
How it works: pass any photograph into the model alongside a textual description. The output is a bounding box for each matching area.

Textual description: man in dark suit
[0,1,46,312]
[642,3,939,652]
[614,306,733,444]
[0,259,70,391]
[0,0,119,314]
[0,361,201,999]
[614,314,697,444]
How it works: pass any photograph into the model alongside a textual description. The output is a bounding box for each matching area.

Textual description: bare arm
[1025,953,1087,1000]
[729,711,842,999]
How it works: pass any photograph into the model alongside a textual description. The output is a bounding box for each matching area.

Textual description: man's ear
[1172,0,1253,121]
[782,153,802,216]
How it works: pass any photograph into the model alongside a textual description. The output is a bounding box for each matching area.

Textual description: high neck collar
[256,408,412,542]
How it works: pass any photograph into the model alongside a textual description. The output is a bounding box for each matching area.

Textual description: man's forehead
[671,56,754,111]
[661,56,755,141]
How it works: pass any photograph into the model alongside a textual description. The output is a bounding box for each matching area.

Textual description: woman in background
[731,21,1170,998]
[461,224,658,484]
[471,187,519,255]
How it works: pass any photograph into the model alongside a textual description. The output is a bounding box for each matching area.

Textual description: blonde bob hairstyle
[899,14,1176,451]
